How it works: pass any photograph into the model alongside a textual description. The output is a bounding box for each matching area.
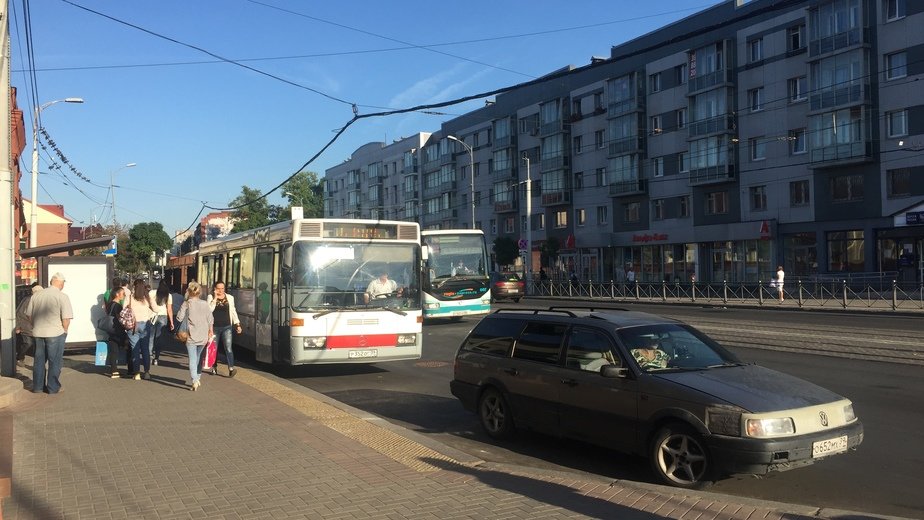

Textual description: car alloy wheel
[478,387,514,439]
[651,424,711,488]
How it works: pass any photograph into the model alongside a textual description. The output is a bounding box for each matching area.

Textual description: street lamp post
[30,97,84,247]
[110,163,137,227]
[446,135,475,228]
[522,155,532,278]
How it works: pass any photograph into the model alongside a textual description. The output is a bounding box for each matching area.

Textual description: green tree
[540,236,561,268]
[229,186,279,232]
[118,222,172,274]
[280,170,323,220]
[493,236,519,268]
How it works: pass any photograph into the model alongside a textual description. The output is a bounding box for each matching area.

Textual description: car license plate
[508,289,519,293]
[812,435,848,458]
[348,349,378,359]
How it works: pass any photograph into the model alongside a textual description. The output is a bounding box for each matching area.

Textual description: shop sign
[632,233,668,243]
[906,211,924,225]
[759,220,771,240]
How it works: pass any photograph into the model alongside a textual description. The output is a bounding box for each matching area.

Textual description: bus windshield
[290,241,421,311]
[424,234,488,279]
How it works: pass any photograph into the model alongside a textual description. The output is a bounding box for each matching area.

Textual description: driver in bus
[364,271,403,303]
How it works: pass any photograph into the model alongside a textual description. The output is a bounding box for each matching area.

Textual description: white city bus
[421,229,491,319]
[197,219,423,365]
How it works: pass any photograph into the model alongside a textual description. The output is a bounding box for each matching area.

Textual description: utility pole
[1,0,18,376]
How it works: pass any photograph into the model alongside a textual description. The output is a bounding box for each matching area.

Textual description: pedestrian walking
[207,281,242,377]
[103,286,128,379]
[776,265,786,303]
[14,282,42,371]
[626,266,636,283]
[176,282,213,391]
[127,279,156,380]
[25,272,73,394]
[149,280,174,365]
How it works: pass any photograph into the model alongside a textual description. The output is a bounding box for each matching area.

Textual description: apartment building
[325,0,924,285]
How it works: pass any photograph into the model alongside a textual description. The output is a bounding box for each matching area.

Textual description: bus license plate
[348,349,378,359]
[812,435,848,458]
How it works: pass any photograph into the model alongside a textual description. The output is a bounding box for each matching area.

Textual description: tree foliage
[280,171,324,219]
[78,223,129,257]
[229,186,278,233]
[493,236,519,268]
[118,222,172,274]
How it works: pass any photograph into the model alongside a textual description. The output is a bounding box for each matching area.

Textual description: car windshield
[617,323,741,372]
[289,242,421,311]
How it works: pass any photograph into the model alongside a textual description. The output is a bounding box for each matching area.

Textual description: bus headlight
[397,334,417,345]
[424,302,440,310]
[302,337,327,350]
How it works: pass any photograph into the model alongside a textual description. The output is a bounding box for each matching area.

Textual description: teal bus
[421,229,491,319]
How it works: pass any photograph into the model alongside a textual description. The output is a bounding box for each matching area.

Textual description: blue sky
[11,0,719,236]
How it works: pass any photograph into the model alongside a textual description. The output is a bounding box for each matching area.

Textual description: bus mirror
[281,266,293,285]
[421,244,430,261]
[282,246,293,268]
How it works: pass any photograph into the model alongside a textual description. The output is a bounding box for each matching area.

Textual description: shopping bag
[95,341,108,366]
[202,336,218,370]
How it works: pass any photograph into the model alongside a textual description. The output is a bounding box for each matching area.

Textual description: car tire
[512,298,520,303]
[478,387,515,440]
[650,423,713,489]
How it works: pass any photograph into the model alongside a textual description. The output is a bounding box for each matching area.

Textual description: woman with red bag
[206,282,241,377]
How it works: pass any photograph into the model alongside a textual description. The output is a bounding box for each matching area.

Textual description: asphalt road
[270,302,924,519]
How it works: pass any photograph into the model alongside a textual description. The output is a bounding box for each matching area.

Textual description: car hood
[654,364,845,413]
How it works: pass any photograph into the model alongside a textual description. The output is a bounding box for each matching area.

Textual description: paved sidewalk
[0,350,903,520]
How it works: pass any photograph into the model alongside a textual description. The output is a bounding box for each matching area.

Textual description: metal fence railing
[526,278,924,312]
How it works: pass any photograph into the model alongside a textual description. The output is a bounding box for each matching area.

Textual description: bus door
[254,247,275,364]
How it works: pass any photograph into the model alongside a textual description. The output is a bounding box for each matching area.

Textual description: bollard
[798,279,804,308]
[758,280,764,305]
[841,280,847,308]
[892,280,897,311]
[722,279,728,304]
[691,282,697,302]
[610,280,614,299]
[661,280,667,302]
[634,280,640,300]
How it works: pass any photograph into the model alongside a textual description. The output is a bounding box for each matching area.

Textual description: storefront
[878,203,924,287]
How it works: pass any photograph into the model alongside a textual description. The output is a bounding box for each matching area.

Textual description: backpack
[97,314,116,334]
[119,306,136,331]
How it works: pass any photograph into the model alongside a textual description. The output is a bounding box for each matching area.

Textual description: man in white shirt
[365,272,399,303]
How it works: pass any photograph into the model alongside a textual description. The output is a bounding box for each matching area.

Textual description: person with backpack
[126,279,156,380]
[102,286,128,378]
[14,283,42,372]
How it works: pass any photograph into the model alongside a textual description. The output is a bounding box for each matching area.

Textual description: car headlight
[746,417,795,437]
[302,337,326,350]
[397,334,417,345]
[843,403,856,422]
[707,407,742,436]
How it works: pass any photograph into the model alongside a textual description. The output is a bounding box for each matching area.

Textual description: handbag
[174,316,189,343]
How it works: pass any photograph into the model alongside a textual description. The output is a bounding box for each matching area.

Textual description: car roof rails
[492,308,579,317]
[548,306,631,313]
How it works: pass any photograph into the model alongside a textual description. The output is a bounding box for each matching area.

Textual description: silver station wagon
[450,307,864,488]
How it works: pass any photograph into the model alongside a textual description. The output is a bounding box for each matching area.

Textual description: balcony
[440,152,455,166]
[493,164,515,178]
[368,176,384,187]
[435,208,457,221]
[608,136,645,157]
[809,83,869,112]
[403,190,419,201]
[808,28,862,58]
[688,68,732,94]
[493,134,516,150]
[540,120,565,137]
[608,179,647,197]
[688,163,736,185]
[541,190,572,207]
[495,198,518,213]
[540,155,570,172]
[687,114,735,139]
[809,141,872,167]
[422,180,456,198]
[608,97,645,117]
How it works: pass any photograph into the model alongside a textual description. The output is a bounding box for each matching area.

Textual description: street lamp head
[124,163,137,168]
[64,98,84,104]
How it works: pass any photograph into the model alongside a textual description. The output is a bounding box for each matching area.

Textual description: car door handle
[560,378,578,387]
[503,368,519,376]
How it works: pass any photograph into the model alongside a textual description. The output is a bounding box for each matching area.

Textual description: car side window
[565,328,620,372]
[461,317,525,357]
[512,322,567,364]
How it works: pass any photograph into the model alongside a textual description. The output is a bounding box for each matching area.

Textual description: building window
[831,174,864,202]
[676,63,688,84]
[594,130,605,149]
[538,213,545,230]
[790,180,810,206]
[490,219,497,234]
[650,115,663,135]
[649,72,661,93]
[887,110,908,137]
[787,24,805,51]
[573,135,583,154]
[679,152,689,173]
[504,217,515,233]
[748,88,764,111]
[886,51,907,80]
[593,92,604,110]
[555,211,568,228]
[652,157,664,178]
[788,76,807,102]
[887,168,911,198]
[679,195,690,218]
[576,208,586,226]
[885,0,906,21]
[827,230,864,272]
[750,185,767,211]
[677,108,687,129]
[790,128,806,154]
[574,171,583,190]
[652,199,664,220]
[624,202,640,223]
[748,38,763,62]
[705,191,728,215]
[572,98,582,116]
[749,137,766,161]
[595,167,606,186]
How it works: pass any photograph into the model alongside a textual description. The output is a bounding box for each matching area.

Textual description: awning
[20,236,115,258]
